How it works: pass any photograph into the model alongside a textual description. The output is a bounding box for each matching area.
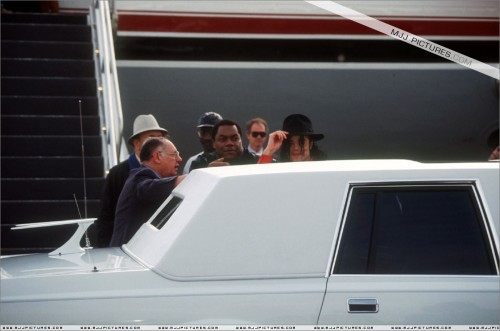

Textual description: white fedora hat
[128,114,168,145]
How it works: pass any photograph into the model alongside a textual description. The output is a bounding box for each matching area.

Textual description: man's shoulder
[243,148,258,159]
[108,154,141,174]
[131,166,176,181]
[128,167,178,192]
[125,166,151,181]
[110,159,129,171]
[193,151,218,164]
[233,149,258,165]
[130,165,155,175]
[106,159,131,180]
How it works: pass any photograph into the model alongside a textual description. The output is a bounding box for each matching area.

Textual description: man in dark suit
[109,137,186,247]
[94,114,168,247]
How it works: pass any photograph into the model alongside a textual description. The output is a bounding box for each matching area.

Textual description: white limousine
[1,160,499,325]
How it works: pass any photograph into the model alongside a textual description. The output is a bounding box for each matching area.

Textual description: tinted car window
[150,196,183,229]
[334,185,496,275]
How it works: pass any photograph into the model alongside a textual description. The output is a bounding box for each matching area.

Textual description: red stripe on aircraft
[117,14,499,37]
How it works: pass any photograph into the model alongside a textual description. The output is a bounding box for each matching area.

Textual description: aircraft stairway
[1,11,105,254]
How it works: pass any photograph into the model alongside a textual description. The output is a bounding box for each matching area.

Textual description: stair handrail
[89,0,124,170]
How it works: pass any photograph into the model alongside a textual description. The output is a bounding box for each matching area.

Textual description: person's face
[133,130,165,156]
[198,127,214,153]
[213,125,243,160]
[155,140,182,177]
[289,135,313,162]
[246,122,267,151]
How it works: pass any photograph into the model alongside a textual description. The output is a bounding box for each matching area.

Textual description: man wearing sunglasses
[245,117,269,156]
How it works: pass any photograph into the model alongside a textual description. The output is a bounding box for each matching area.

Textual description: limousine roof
[124,160,499,281]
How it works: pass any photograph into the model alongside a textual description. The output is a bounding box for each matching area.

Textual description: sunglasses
[251,131,267,138]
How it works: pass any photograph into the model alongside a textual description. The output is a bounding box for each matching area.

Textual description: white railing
[89,0,124,170]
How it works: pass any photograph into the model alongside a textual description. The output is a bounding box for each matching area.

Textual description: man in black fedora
[94,114,168,247]
[259,114,327,163]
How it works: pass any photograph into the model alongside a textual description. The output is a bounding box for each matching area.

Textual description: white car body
[1,160,499,325]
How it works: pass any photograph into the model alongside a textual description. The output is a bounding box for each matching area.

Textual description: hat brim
[288,132,324,141]
[128,128,168,145]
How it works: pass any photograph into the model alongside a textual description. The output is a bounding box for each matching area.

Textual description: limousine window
[334,185,496,275]
[150,196,183,229]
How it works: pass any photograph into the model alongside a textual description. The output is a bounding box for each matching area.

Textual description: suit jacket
[109,165,177,247]
[191,149,257,168]
[185,151,219,173]
[94,154,140,247]
[230,149,259,165]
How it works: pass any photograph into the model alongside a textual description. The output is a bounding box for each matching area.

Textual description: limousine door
[318,184,500,325]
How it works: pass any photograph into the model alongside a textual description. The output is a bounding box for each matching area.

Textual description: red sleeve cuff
[258,154,273,164]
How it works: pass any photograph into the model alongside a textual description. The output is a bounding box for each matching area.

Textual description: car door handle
[347,298,379,313]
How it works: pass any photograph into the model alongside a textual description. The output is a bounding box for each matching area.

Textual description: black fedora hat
[282,114,324,141]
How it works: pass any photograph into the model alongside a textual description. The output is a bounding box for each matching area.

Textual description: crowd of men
[94,112,499,248]
[96,112,326,247]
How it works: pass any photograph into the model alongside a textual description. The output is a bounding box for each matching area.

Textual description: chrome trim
[347,298,379,313]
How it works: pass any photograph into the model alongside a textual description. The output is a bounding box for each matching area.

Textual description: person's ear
[152,150,162,163]
[133,138,144,154]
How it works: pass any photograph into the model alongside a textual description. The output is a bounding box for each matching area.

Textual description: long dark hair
[279,135,328,162]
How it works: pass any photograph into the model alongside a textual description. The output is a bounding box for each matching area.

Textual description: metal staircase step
[1,135,102,157]
[1,23,91,42]
[1,115,101,136]
[1,156,104,178]
[0,199,101,224]
[1,2,59,14]
[2,40,94,59]
[1,178,105,200]
[1,96,98,115]
[1,12,88,25]
[1,77,97,97]
[2,58,95,78]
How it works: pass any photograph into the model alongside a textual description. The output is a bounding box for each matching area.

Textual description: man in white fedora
[94,114,168,247]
